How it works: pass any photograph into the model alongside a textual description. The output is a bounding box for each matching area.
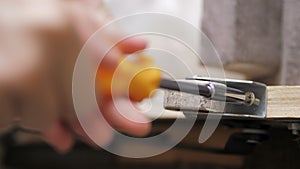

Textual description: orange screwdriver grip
[96,55,161,102]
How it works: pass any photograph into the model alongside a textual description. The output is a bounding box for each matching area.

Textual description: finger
[70,112,114,148]
[117,37,148,54]
[68,1,109,44]
[98,46,121,69]
[100,97,151,137]
[43,121,74,153]
[68,3,120,68]
[98,37,148,69]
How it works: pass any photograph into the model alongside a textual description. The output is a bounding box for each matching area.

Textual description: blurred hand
[0,0,150,153]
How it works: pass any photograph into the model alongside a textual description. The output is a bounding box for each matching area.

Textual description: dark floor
[1,123,300,169]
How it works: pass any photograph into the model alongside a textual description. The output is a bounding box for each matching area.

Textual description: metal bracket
[164,77,267,119]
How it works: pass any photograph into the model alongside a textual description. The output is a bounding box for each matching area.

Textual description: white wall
[103,0,204,78]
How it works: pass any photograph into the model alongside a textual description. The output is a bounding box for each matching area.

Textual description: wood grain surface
[266,86,300,118]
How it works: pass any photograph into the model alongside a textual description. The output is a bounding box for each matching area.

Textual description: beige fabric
[202,0,283,82]
[280,0,300,85]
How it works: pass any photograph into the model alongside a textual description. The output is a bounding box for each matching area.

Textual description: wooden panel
[163,85,300,119]
[266,86,300,118]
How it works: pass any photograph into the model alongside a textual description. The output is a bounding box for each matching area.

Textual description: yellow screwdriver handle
[96,54,161,102]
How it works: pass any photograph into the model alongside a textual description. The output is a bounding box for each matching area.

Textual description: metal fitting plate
[163,77,267,119]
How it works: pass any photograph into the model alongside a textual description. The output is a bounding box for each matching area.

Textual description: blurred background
[1,0,300,169]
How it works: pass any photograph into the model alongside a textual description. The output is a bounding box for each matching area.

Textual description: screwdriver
[96,54,161,102]
[96,54,258,105]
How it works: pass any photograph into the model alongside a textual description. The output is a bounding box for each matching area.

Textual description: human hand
[0,0,151,153]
